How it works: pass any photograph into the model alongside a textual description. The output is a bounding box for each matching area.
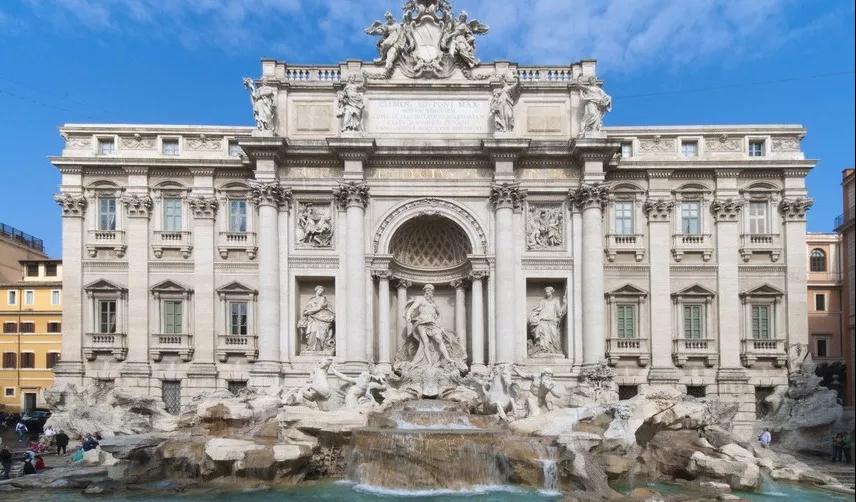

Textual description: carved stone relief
[639,137,676,153]
[296,201,334,248]
[771,136,801,152]
[185,136,222,151]
[705,135,742,152]
[120,135,156,150]
[526,204,563,250]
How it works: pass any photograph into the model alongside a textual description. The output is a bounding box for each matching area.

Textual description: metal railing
[0,223,45,252]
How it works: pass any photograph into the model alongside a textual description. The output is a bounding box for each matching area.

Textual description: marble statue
[480,363,515,421]
[365,11,412,71]
[283,357,335,408]
[513,366,563,418]
[336,75,366,133]
[399,284,467,372]
[527,287,567,356]
[490,75,520,133]
[331,365,387,409]
[527,206,563,249]
[298,286,336,354]
[578,75,612,137]
[404,0,453,19]
[441,11,489,69]
[242,77,276,132]
[296,203,333,247]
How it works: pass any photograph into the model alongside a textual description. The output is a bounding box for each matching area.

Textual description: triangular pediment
[606,283,647,297]
[216,281,257,295]
[83,279,126,292]
[740,283,784,298]
[672,284,716,298]
[150,280,192,294]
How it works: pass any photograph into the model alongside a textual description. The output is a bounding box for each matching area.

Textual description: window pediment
[151,280,193,296]
[740,283,784,299]
[606,284,648,299]
[216,281,257,298]
[84,279,127,293]
[672,284,716,299]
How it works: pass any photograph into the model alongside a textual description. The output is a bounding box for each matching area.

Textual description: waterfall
[540,458,559,493]
[758,471,787,496]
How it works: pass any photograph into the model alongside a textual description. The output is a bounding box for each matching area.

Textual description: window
[163,300,183,334]
[51,290,61,306]
[618,385,638,400]
[162,380,181,415]
[755,386,774,418]
[683,305,704,339]
[228,380,248,396]
[20,353,35,369]
[815,337,829,358]
[26,263,39,277]
[810,249,826,272]
[681,202,701,234]
[614,202,634,235]
[45,263,58,277]
[751,305,771,339]
[681,140,699,157]
[2,322,16,334]
[47,321,61,333]
[815,294,827,312]
[228,141,241,157]
[162,138,179,156]
[686,385,707,398]
[19,322,34,334]
[98,300,117,334]
[7,290,16,305]
[47,352,60,369]
[616,304,636,339]
[163,197,183,231]
[228,200,247,233]
[98,198,117,231]
[2,352,16,369]
[24,290,34,305]
[620,142,633,159]
[748,140,766,157]
[748,201,769,234]
[3,388,13,397]
[229,302,248,335]
[97,137,115,155]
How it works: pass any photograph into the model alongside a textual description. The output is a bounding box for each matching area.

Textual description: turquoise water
[615,480,850,502]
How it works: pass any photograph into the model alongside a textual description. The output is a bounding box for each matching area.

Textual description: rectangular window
[51,290,61,306]
[19,322,34,334]
[616,304,636,339]
[815,337,828,358]
[614,201,634,235]
[24,290,34,305]
[748,201,769,234]
[749,140,766,157]
[681,140,699,157]
[47,352,60,369]
[25,263,39,277]
[162,380,181,415]
[98,300,117,334]
[2,322,16,334]
[228,200,247,233]
[681,202,701,234]
[815,294,826,312]
[163,197,183,231]
[228,380,248,396]
[3,388,13,397]
[228,141,241,157]
[45,263,58,277]
[162,138,180,156]
[163,300,183,334]
[618,385,638,400]
[683,305,704,339]
[98,198,117,231]
[751,305,771,339]
[7,290,16,305]
[229,302,248,335]
[620,142,633,158]
[2,352,16,369]
[47,321,61,333]
[20,353,35,369]
[687,385,707,398]
[97,137,115,155]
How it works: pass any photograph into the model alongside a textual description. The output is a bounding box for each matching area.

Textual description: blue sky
[0,0,853,258]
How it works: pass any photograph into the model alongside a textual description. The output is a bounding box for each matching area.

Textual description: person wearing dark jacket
[0,447,12,479]
[55,430,70,456]
[22,455,36,475]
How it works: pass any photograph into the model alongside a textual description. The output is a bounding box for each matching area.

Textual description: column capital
[468,270,489,281]
[188,196,219,219]
[569,183,609,210]
[54,193,87,217]
[643,198,675,221]
[120,193,153,218]
[489,182,527,210]
[710,198,745,222]
[778,197,814,222]
[372,269,392,280]
[394,278,413,289]
[450,279,466,289]
[250,181,293,209]
[333,181,370,209]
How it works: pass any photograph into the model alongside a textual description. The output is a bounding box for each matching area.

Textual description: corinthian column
[711,196,745,370]
[120,185,153,388]
[643,196,677,379]
[780,196,813,352]
[54,192,88,384]
[468,271,487,371]
[490,183,526,363]
[250,181,292,385]
[334,181,370,364]
[374,270,392,372]
[570,183,609,366]
[188,194,218,382]
[451,279,467,346]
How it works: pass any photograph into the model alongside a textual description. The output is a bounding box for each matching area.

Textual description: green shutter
[164,301,182,334]
[616,305,636,339]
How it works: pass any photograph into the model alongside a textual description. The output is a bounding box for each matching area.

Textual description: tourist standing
[0,447,12,479]
[55,430,69,456]
[843,432,853,463]
[15,421,28,442]
[758,428,772,448]
[832,433,843,462]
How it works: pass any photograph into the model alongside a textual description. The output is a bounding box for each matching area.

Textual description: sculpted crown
[569,184,610,210]
[54,193,87,216]
[778,197,814,221]
[249,181,292,208]
[333,181,371,209]
[489,182,526,210]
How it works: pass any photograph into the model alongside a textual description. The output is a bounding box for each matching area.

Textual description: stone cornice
[713,169,743,179]
[249,181,292,209]
[57,166,83,175]
[54,193,88,217]
[710,198,745,222]
[238,136,286,162]
[332,180,370,209]
[123,166,149,176]
[778,197,814,221]
[49,157,246,168]
[643,198,675,221]
[569,183,609,210]
[327,137,376,162]
[482,138,532,163]
[646,169,674,179]
[570,138,621,165]
[489,182,527,210]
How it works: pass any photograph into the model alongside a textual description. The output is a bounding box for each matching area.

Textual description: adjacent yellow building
[0,259,62,411]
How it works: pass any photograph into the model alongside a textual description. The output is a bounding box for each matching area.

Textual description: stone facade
[50,4,815,433]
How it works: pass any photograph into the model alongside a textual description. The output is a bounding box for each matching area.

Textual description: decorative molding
[82,261,129,272]
[120,193,153,218]
[704,135,742,153]
[490,182,527,210]
[643,198,674,221]
[526,203,564,250]
[638,136,675,153]
[65,136,91,149]
[54,193,87,217]
[520,257,572,270]
[778,197,813,221]
[770,136,801,152]
[569,183,608,210]
[150,262,194,273]
[332,180,370,209]
[288,255,340,270]
[188,196,219,219]
[249,181,292,208]
[120,135,156,150]
[710,198,745,222]
[185,135,223,151]
[214,262,260,272]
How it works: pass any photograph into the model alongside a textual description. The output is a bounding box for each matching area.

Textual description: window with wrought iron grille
[162,380,181,415]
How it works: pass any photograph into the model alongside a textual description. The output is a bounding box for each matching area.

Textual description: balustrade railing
[285,66,341,82]
[216,334,258,362]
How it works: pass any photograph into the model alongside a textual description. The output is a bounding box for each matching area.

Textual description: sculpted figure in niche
[298,286,336,354]
[336,75,366,133]
[242,77,276,132]
[490,75,520,133]
[331,365,387,409]
[365,11,412,71]
[528,287,567,356]
[297,203,333,247]
[397,284,467,372]
[578,75,612,137]
[283,357,334,408]
[513,366,563,417]
[441,11,489,69]
[527,206,563,249]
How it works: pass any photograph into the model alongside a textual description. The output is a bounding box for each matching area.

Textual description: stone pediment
[606,284,648,298]
[740,283,784,298]
[150,280,193,295]
[672,284,716,298]
[83,279,127,293]
[216,281,258,297]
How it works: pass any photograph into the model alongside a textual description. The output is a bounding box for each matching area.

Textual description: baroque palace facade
[51,3,813,428]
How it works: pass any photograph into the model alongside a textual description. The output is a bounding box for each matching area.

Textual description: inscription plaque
[367,98,490,134]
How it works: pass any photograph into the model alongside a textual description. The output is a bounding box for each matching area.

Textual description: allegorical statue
[490,75,520,133]
[298,286,335,354]
[365,11,413,71]
[396,284,467,372]
[242,77,276,132]
[527,206,563,249]
[513,366,564,417]
[578,75,612,137]
[331,365,387,409]
[336,75,366,133]
[283,357,335,409]
[527,287,567,356]
[441,10,488,68]
[297,203,333,247]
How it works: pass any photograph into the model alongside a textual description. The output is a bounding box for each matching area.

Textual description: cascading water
[539,458,559,493]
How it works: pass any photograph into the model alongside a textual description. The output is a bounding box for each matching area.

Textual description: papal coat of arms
[365,0,489,78]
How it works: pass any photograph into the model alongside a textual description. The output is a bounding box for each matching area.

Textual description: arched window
[810,249,827,272]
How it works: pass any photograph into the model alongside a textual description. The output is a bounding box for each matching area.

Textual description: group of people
[1,423,73,479]
[832,432,852,463]
[1,447,45,479]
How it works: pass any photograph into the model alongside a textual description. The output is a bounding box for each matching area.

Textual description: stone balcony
[152,230,193,259]
[216,334,258,362]
[739,234,782,262]
[150,333,194,362]
[606,337,650,367]
[740,338,787,368]
[86,230,126,258]
[672,338,717,367]
[604,234,646,262]
[217,232,257,259]
[83,332,127,361]
[671,233,713,262]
